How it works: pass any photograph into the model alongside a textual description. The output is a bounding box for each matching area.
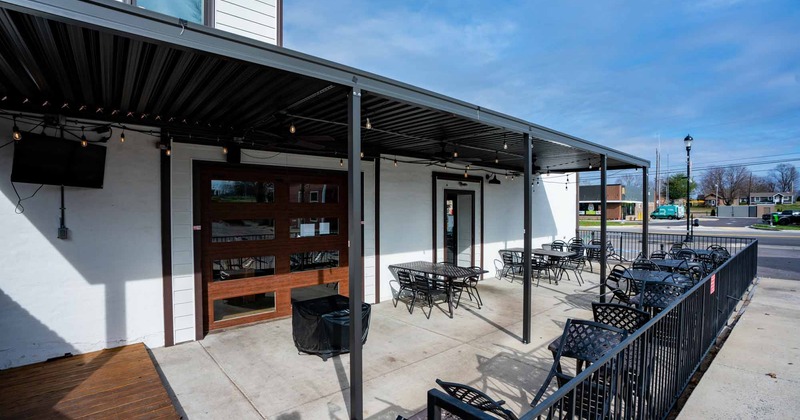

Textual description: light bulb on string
[12,117,22,141]
[464,169,468,178]
[393,157,398,167]
[166,148,171,156]
[360,151,364,158]
[453,146,458,158]
[289,122,296,134]
[494,151,499,164]
[120,129,126,143]
[505,171,508,180]
[80,127,87,147]
[365,117,372,130]
[222,146,228,154]
[339,157,344,167]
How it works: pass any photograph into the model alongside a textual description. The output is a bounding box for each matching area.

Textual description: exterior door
[197,164,349,332]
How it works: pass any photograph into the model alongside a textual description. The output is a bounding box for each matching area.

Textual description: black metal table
[651,258,703,273]
[388,261,486,318]
[624,269,693,287]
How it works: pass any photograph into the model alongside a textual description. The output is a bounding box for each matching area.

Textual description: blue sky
[284,0,800,183]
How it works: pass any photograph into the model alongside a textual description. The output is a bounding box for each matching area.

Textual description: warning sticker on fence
[710,274,716,295]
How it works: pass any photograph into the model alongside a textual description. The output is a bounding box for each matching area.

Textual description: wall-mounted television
[10,132,107,189]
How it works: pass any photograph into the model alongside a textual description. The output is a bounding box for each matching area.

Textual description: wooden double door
[197,163,349,332]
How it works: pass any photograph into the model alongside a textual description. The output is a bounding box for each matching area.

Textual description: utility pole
[666,153,670,202]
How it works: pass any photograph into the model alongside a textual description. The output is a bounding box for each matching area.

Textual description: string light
[360,151,364,158]
[289,122,296,134]
[393,157,398,167]
[503,133,508,150]
[120,129,125,143]
[505,171,508,180]
[339,157,344,167]
[165,147,171,156]
[464,169,468,178]
[12,117,21,141]
[453,146,459,158]
[222,146,228,154]
[80,127,87,147]
[494,151,499,164]
[365,117,372,130]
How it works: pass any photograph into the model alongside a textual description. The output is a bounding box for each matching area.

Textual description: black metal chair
[393,269,414,311]
[592,302,650,334]
[533,319,628,419]
[675,248,698,262]
[649,250,668,260]
[533,255,554,286]
[453,266,483,309]
[410,273,450,319]
[669,242,684,258]
[605,265,639,306]
[436,379,519,420]
[559,243,586,286]
[499,251,522,280]
[550,240,567,251]
[631,281,687,315]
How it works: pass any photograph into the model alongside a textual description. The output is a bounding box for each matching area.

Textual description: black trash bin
[292,294,371,360]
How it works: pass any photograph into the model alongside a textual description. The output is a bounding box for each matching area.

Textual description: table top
[501,248,576,258]
[389,261,485,279]
[625,269,693,287]
[583,244,601,250]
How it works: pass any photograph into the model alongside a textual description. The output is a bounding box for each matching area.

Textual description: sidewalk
[678,277,800,419]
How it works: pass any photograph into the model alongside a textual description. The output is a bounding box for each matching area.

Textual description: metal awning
[0,0,648,173]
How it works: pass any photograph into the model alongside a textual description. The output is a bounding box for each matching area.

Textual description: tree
[615,173,641,189]
[660,173,696,203]
[699,166,752,205]
[770,163,799,193]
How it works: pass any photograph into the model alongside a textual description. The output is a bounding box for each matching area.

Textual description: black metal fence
[577,229,755,261]
[425,237,758,420]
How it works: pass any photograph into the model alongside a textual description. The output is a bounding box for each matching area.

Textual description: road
[589,217,800,280]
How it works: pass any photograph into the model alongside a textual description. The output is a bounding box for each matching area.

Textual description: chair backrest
[650,250,668,260]
[640,282,687,310]
[567,237,583,247]
[550,240,566,251]
[436,379,519,420]
[397,270,413,288]
[412,273,431,291]
[592,302,651,334]
[556,319,628,364]
[675,248,698,261]
[500,251,514,265]
[632,258,660,271]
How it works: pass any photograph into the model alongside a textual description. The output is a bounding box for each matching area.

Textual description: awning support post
[642,166,649,259]
[522,132,532,344]
[347,87,363,420]
[599,154,608,303]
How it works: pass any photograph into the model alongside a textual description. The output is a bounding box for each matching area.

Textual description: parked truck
[650,204,685,220]
[761,209,800,225]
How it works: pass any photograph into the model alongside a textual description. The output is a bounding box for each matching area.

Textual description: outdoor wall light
[12,117,21,141]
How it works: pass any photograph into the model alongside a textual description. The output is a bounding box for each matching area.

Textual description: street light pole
[715,183,719,217]
[684,134,693,241]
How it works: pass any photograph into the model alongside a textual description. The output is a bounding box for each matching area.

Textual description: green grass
[579,220,638,227]
[776,204,800,211]
[752,223,800,231]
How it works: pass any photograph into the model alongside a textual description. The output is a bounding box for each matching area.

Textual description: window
[213,256,275,281]
[289,218,339,238]
[290,251,339,272]
[211,180,274,203]
[289,183,339,203]
[213,292,276,321]
[136,0,204,24]
[212,219,275,242]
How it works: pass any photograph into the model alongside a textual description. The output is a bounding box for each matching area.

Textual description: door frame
[431,172,484,268]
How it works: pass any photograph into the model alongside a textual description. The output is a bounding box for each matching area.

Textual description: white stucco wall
[0,118,164,369]
[169,143,376,343]
[378,159,577,303]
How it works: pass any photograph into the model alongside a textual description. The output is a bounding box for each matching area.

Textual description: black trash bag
[292,295,371,361]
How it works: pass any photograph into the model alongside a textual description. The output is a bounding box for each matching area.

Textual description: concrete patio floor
[151,272,603,419]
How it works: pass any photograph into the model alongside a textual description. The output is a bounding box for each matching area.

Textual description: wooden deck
[0,343,178,419]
